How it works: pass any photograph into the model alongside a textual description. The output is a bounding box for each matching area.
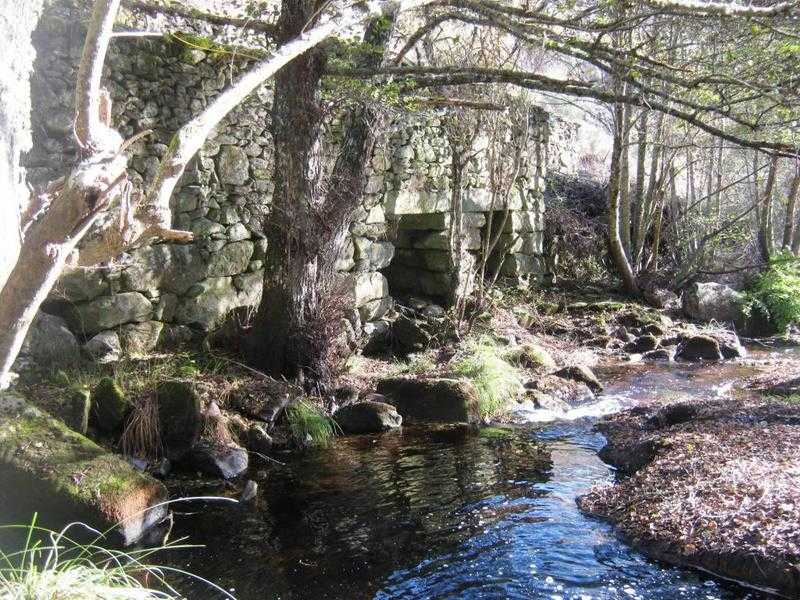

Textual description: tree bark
[0,0,127,388]
[608,100,640,295]
[782,163,800,251]
[248,3,394,391]
[757,154,779,262]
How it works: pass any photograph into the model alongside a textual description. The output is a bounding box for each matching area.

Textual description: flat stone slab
[0,392,168,545]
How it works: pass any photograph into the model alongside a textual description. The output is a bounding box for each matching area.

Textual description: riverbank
[579,392,800,598]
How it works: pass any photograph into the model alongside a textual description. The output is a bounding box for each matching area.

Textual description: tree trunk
[782,164,800,251]
[608,100,640,295]
[448,155,466,307]
[619,101,633,261]
[248,2,393,391]
[758,154,779,262]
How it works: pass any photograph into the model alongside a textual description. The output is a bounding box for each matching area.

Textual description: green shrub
[745,253,800,332]
[451,338,524,419]
[286,400,337,448]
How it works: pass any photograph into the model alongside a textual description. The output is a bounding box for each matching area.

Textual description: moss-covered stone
[376,377,481,424]
[505,343,556,370]
[91,377,130,432]
[156,380,202,459]
[0,392,168,545]
[66,387,90,435]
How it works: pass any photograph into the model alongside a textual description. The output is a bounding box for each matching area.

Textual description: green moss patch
[0,392,167,545]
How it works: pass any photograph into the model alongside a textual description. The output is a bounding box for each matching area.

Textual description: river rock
[228,414,274,454]
[715,330,747,359]
[91,377,130,432]
[526,375,594,405]
[0,392,168,545]
[675,335,723,361]
[156,380,202,459]
[553,365,603,393]
[643,348,673,361]
[376,377,481,424]
[624,334,659,354]
[506,343,556,370]
[333,401,403,434]
[527,389,570,413]
[188,442,248,479]
[682,282,746,325]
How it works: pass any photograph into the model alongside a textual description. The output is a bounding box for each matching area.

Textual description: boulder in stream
[553,365,603,393]
[675,335,723,361]
[188,442,249,479]
[377,377,481,424]
[156,380,203,459]
[334,401,402,434]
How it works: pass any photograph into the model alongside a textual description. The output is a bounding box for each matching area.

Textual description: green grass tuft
[285,400,337,448]
[451,337,524,419]
[0,515,235,600]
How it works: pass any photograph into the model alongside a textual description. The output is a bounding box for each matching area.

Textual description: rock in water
[376,378,481,424]
[333,401,403,434]
[624,334,659,354]
[675,335,723,361]
[240,479,258,502]
[91,377,130,432]
[553,365,603,393]
[156,380,202,459]
[189,442,248,479]
[643,349,673,362]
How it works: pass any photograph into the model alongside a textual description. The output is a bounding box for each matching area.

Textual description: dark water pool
[168,356,776,600]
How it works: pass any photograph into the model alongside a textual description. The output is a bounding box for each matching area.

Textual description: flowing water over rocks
[168,355,788,599]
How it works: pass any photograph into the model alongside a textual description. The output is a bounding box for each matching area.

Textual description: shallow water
[168,355,785,600]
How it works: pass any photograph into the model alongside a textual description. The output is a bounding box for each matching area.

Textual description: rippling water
[168,357,777,600]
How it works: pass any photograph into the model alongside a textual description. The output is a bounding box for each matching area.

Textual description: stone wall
[25,1,577,357]
[0,0,46,290]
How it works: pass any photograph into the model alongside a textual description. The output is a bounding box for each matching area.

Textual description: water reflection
[169,419,768,600]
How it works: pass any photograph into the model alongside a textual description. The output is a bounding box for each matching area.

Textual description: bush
[745,253,800,332]
[285,400,337,448]
[451,338,524,419]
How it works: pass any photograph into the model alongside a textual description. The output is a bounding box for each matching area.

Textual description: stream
[169,354,792,600]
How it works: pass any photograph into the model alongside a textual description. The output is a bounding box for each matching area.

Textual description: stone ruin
[23,0,579,357]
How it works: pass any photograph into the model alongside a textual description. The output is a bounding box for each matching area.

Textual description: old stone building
[21,0,579,357]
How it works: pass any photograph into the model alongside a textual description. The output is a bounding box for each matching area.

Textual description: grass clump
[451,337,524,419]
[285,400,337,448]
[0,516,235,600]
[745,253,800,332]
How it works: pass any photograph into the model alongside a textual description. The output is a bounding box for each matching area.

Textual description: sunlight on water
[167,359,778,600]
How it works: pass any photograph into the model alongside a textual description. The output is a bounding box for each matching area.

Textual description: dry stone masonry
[25,0,578,358]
